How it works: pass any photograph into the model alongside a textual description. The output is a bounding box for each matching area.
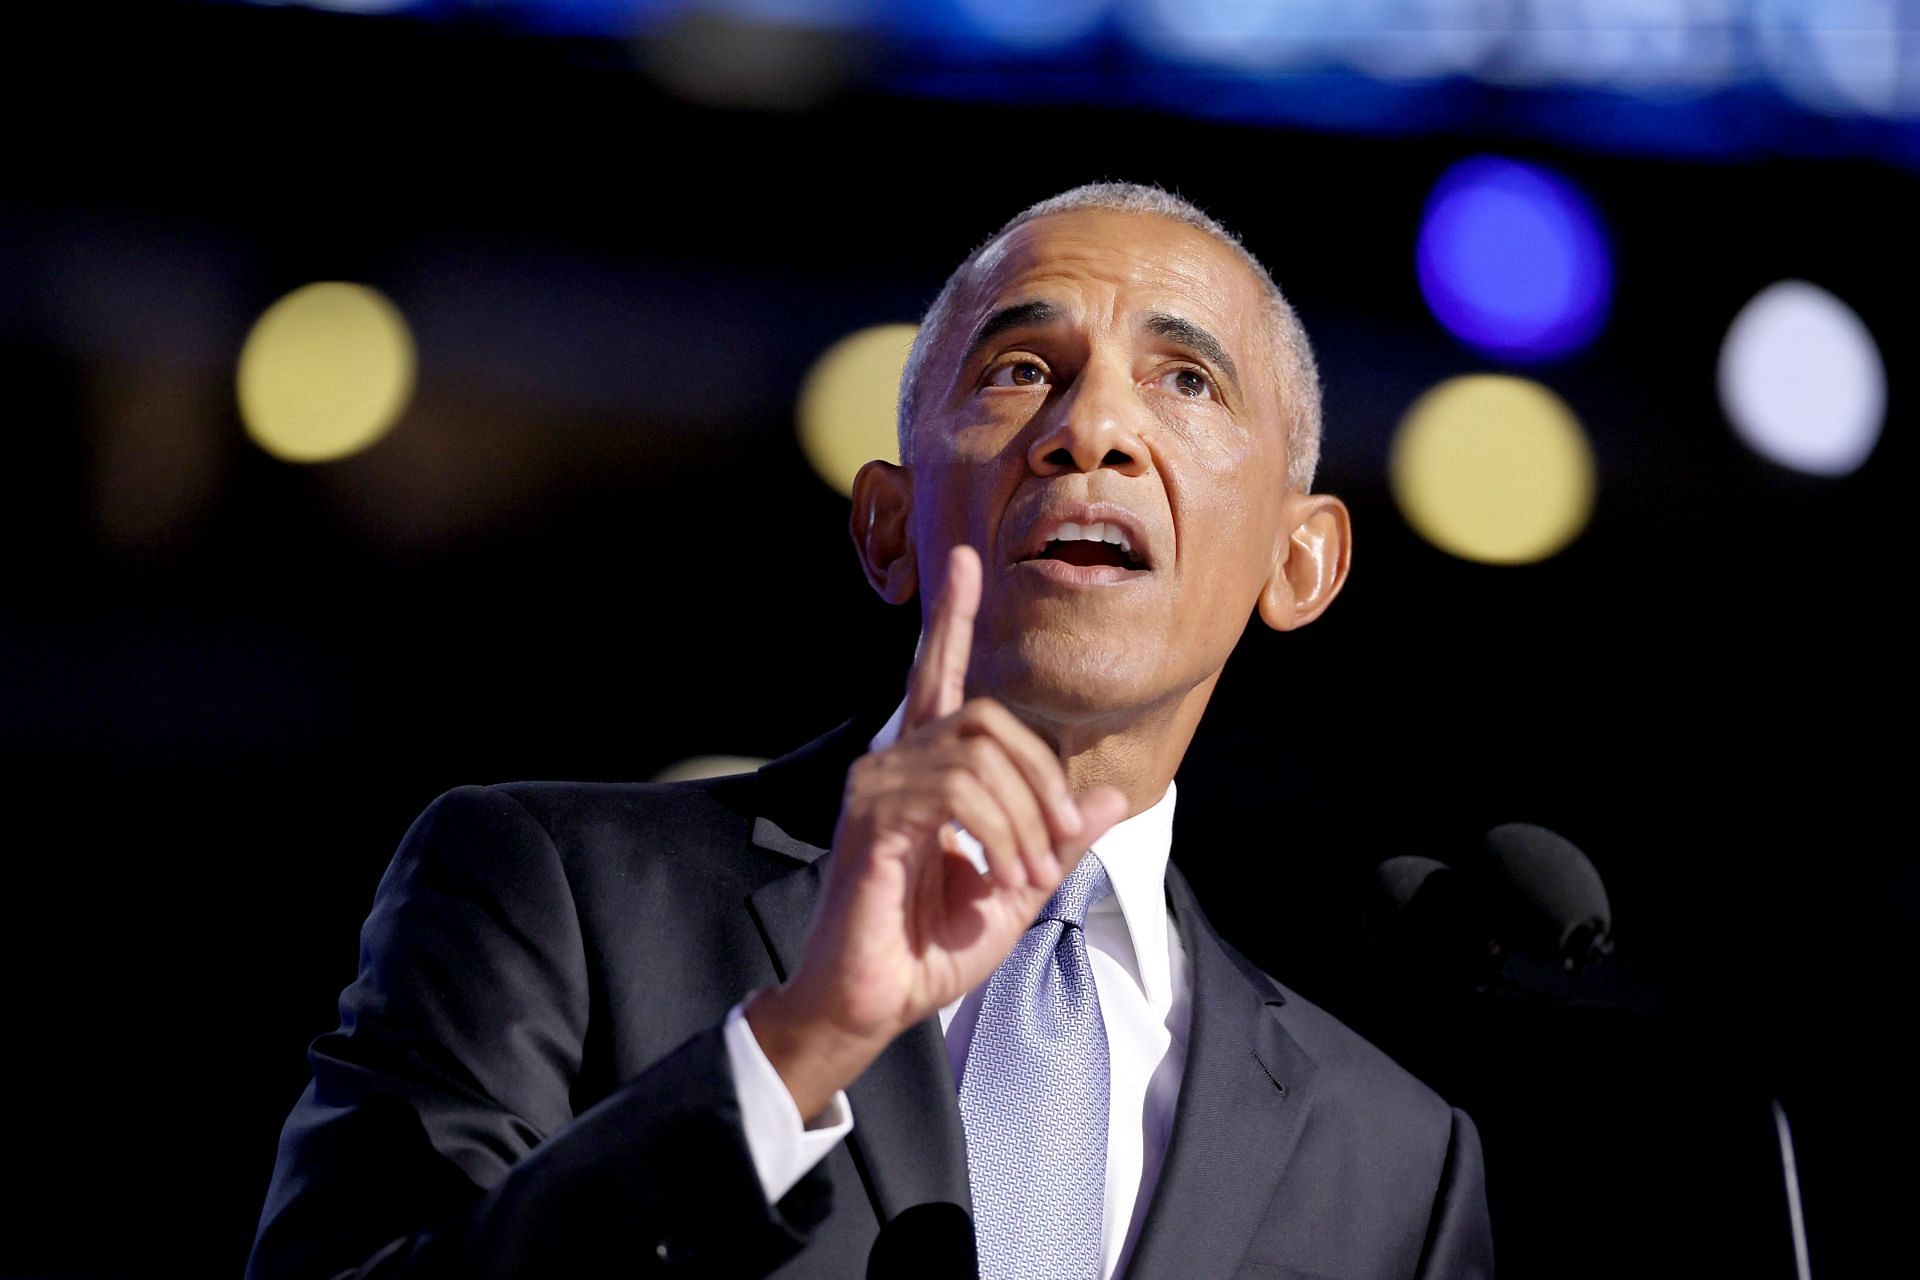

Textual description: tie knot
[1036,853,1112,929]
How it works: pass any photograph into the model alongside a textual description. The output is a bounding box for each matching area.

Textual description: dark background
[1,5,1911,1277]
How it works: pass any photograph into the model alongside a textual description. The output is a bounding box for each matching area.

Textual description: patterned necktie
[957,852,1114,1280]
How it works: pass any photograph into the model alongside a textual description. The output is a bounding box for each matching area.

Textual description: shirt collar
[1088,779,1176,1009]
[868,700,1177,1008]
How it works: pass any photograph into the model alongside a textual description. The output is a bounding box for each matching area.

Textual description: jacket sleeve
[1413,1106,1495,1280]
[246,785,833,1280]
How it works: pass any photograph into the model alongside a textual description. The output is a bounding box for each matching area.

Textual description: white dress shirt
[722,704,1193,1279]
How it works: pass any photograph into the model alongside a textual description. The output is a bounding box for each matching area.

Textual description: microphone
[1362,854,1495,992]
[867,1201,979,1280]
[1366,824,1811,1280]
[1482,821,1613,969]
[1364,822,1616,1005]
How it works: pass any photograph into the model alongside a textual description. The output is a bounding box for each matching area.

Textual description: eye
[987,359,1049,389]
[1160,366,1214,399]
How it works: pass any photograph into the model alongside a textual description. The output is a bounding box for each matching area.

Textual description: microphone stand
[1368,847,1813,1279]
[1477,949,1812,1280]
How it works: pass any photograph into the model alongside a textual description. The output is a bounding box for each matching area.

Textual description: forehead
[959,208,1266,339]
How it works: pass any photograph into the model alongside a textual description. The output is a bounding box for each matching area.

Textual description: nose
[1025,356,1150,478]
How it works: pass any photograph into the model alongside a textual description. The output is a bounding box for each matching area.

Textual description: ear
[850,459,918,605]
[1256,491,1352,632]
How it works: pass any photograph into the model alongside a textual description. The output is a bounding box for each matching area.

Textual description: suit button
[655,1239,695,1265]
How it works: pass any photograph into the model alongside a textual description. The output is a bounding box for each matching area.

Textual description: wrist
[743,983,891,1124]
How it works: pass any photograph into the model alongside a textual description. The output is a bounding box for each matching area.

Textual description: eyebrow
[961,300,1059,369]
[1143,312,1240,398]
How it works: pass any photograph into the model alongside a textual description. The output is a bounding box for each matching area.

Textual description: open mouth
[1017,520,1148,572]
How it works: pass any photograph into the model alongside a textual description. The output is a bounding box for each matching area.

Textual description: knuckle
[940,759,975,802]
[959,696,1001,725]
[962,736,999,771]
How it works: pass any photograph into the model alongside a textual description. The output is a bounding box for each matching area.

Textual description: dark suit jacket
[249,712,1493,1279]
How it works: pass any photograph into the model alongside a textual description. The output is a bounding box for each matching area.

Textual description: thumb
[1068,785,1130,850]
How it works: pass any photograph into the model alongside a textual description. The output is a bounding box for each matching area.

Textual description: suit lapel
[743,717,975,1226]
[1123,864,1317,1280]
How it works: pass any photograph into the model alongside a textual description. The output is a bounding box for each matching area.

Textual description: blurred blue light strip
[214,0,1920,167]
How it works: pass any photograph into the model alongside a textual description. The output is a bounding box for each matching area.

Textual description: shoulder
[378,771,769,910]
[357,772,791,998]
[404,771,759,853]
[487,772,759,844]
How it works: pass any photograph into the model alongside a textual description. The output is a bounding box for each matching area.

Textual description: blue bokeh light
[1416,156,1612,362]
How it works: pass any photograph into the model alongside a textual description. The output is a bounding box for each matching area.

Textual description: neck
[1002,671,1220,819]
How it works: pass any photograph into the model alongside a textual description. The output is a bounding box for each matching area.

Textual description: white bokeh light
[1718,279,1886,476]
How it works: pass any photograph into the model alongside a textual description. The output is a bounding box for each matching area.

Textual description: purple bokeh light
[1417,156,1612,361]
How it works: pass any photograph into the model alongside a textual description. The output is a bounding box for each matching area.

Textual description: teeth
[1045,519,1134,556]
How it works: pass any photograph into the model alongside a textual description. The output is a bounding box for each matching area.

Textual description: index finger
[903,544,981,731]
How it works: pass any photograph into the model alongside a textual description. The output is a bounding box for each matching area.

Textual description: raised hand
[745,544,1129,1121]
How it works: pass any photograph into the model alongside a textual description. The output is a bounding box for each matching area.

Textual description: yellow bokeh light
[1389,375,1596,565]
[237,282,416,463]
[796,323,915,497]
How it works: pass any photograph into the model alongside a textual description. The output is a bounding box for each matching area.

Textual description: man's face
[906,208,1300,724]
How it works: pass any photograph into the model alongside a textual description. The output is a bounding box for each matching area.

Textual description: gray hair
[895,182,1322,493]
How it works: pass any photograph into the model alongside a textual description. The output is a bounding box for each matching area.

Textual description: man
[250,182,1493,1279]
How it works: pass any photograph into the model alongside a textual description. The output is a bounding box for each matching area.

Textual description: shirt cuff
[723,1000,855,1206]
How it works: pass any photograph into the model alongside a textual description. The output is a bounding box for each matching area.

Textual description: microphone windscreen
[1483,822,1612,966]
[1364,855,1495,991]
[867,1201,979,1280]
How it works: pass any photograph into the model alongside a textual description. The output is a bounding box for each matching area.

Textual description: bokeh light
[643,12,857,111]
[1718,279,1885,476]
[237,282,416,464]
[796,323,915,497]
[652,755,770,783]
[1417,156,1612,362]
[1390,374,1597,565]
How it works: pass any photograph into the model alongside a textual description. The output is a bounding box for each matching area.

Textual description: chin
[975,629,1159,725]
